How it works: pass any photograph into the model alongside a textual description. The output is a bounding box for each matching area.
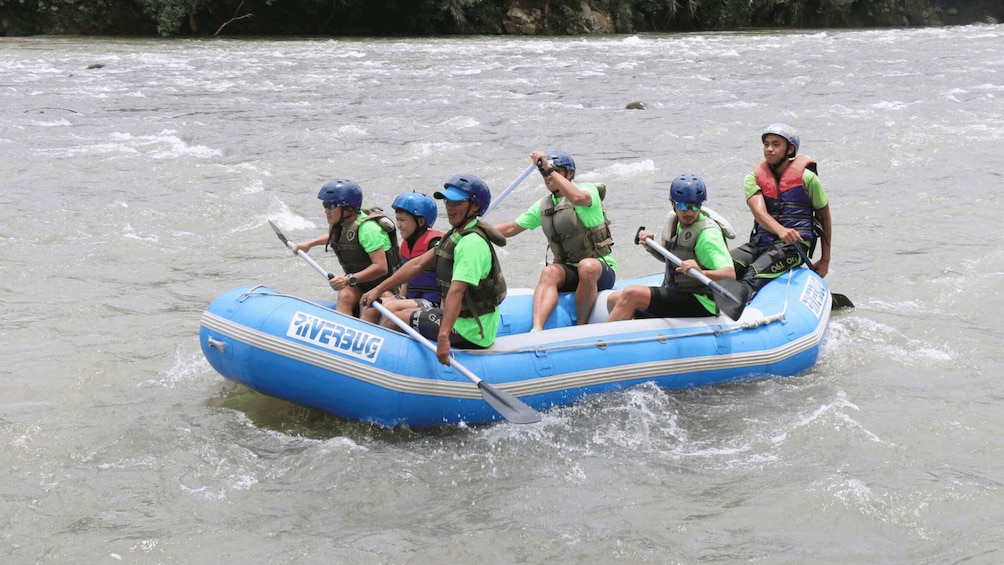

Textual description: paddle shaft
[371,301,541,424]
[483,164,536,217]
[268,220,540,424]
[268,220,335,282]
[371,302,483,384]
[644,237,744,305]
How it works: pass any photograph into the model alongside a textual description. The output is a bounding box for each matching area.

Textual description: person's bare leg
[381,298,419,330]
[574,259,602,325]
[605,285,651,322]
[337,286,362,316]
[531,264,566,331]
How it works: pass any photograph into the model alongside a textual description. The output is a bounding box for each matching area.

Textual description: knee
[617,285,648,308]
[606,291,621,310]
[577,259,602,281]
[539,264,565,286]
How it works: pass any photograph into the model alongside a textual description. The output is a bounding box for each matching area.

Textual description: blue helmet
[669,174,707,204]
[547,151,576,173]
[392,191,438,227]
[762,123,800,156]
[435,173,491,216]
[317,178,363,209]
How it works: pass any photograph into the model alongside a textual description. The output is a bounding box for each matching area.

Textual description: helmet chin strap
[460,202,479,225]
[337,206,356,224]
[769,145,796,172]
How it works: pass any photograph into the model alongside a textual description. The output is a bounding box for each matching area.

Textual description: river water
[3,25,1003,563]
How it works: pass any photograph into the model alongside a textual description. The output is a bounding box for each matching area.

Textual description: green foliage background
[1,0,1000,36]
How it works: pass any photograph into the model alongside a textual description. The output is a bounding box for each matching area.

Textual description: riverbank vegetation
[2,0,1000,37]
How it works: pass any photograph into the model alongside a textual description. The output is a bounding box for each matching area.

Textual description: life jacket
[327,208,402,291]
[435,220,507,338]
[751,155,820,250]
[662,212,727,296]
[401,228,444,303]
[538,182,613,265]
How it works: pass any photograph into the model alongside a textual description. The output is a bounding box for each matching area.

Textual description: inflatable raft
[200,267,831,427]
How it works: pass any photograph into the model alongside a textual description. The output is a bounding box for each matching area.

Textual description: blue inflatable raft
[200,267,831,427]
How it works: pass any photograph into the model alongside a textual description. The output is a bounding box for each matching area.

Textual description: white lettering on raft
[286,311,383,363]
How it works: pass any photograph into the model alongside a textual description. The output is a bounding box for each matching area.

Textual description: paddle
[483,164,537,217]
[268,219,336,286]
[791,243,854,310]
[268,219,541,425]
[641,234,750,321]
[370,300,541,425]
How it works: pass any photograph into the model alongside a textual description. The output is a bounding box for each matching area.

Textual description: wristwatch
[347,273,358,287]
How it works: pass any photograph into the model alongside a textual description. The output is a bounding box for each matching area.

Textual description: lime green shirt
[446,220,500,347]
[684,215,734,314]
[355,212,393,253]
[514,182,618,271]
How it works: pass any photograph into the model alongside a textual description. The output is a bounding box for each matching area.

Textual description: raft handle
[207,337,226,353]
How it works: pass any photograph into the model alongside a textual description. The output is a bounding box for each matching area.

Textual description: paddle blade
[267,219,291,248]
[713,279,751,320]
[478,382,542,424]
[831,293,855,310]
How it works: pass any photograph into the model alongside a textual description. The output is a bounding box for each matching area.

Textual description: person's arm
[352,248,389,286]
[746,193,802,244]
[549,173,591,206]
[291,233,328,255]
[436,280,469,365]
[493,221,527,238]
[681,229,736,281]
[360,248,435,305]
[813,204,832,277]
[635,229,667,263]
[678,261,736,282]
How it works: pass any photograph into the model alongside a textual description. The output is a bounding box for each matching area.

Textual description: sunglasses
[674,202,702,212]
[444,198,469,207]
[322,201,340,210]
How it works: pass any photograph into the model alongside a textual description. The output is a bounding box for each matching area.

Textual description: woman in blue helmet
[361,174,507,365]
[291,178,400,318]
[606,174,736,321]
[730,123,832,297]
[375,191,445,329]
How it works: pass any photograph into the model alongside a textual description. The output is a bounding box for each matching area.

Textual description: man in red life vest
[731,123,833,296]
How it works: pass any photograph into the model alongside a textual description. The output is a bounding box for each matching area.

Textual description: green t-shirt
[684,215,734,314]
[446,220,500,347]
[355,212,393,253]
[513,182,618,271]
[743,169,828,209]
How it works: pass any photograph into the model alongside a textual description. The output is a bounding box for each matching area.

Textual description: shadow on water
[205,381,477,443]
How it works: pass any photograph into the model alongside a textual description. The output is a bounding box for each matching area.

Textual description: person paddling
[291,178,400,317]
[494,151,617,331]
[361,174,507,365]
[606,174,736,321]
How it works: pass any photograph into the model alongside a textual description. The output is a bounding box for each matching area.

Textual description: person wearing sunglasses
[605,174,736,321]
[494,150,617,332]
[291,178,400,317]
[361,174,507,365]
[730,123,832,297]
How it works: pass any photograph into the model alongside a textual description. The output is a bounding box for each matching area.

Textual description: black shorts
[409,308,484,349]
[556,260,617,293]
[640,286,713,318]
